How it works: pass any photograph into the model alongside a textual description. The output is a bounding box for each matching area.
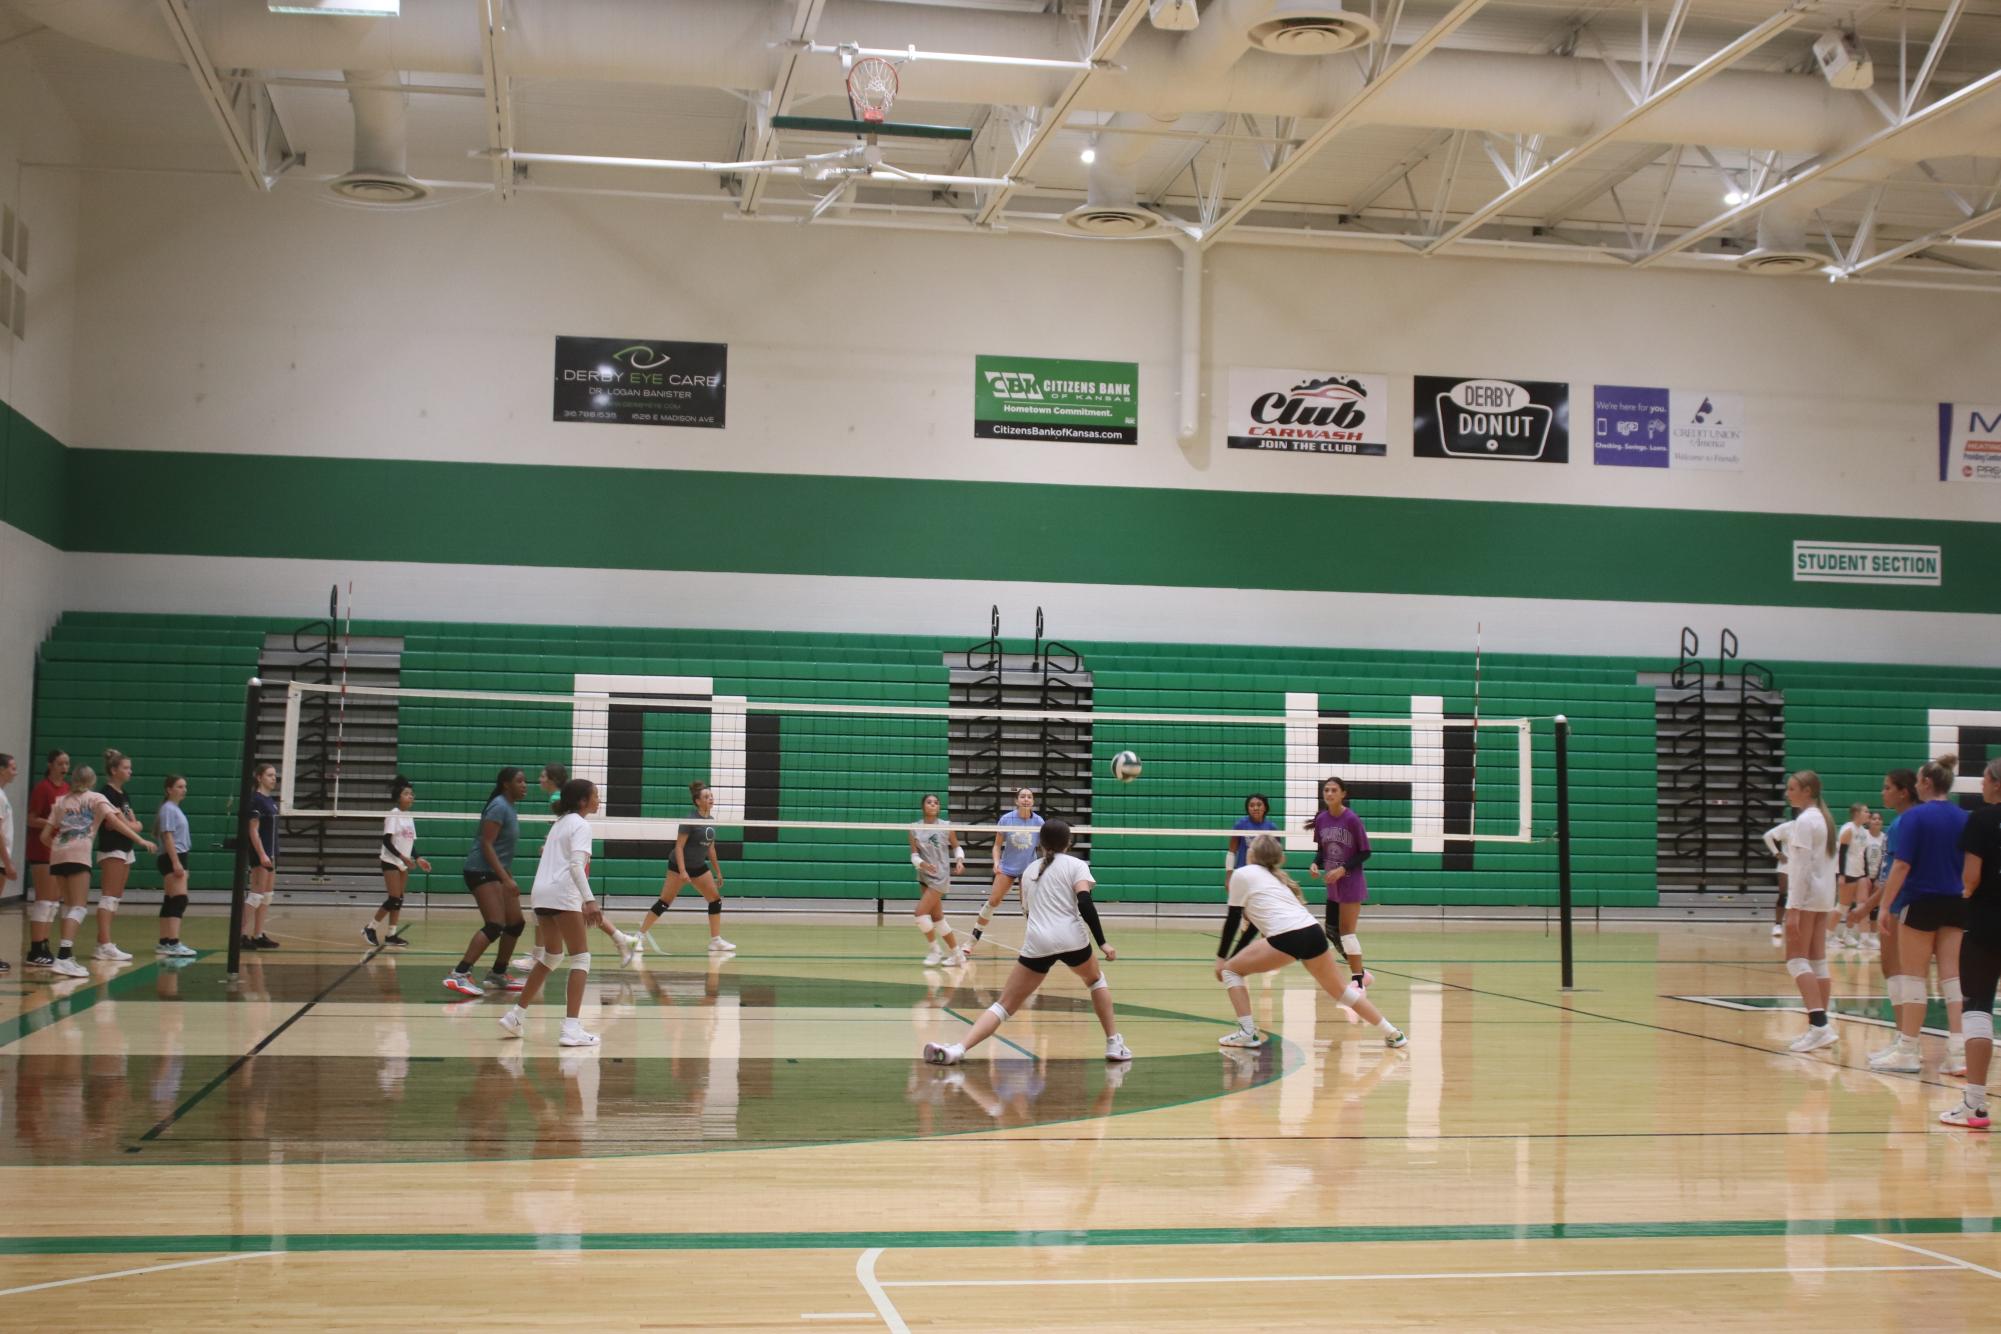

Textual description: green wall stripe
[0,400,68,547]
[2,1215,1995,1256]
[55,448,2001,613]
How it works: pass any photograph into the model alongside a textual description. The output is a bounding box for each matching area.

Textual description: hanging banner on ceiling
[1412,375,1569,463]
[553,335,728,428]
[1226,369,1390,457]
[974,354,1138,445]
[1593,386,1745,470]
[1940,403,2001,483]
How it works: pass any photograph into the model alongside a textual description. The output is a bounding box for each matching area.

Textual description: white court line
[1856,1233,2001,1280]
[0,1250,279,1298]
[800,1316,880,1323]
[880,1263,1955,1289]
[855,1248,909,1332]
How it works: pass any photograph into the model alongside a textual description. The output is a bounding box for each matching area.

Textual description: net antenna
[845,53,900,130]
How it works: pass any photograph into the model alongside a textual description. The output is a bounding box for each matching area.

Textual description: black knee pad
[381,895,403,913]
[707,899,723,916]
[651,899,673,917]
[159,895,189,919]
[500,919,525,939]
[479,920,504,943]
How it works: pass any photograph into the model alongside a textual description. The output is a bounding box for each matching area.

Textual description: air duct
[1244,1,1380,56]
[1062,112,1166,237]
[329,70,429,204]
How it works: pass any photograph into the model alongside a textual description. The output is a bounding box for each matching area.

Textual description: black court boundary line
[131,947,385,1150]
[1382,967,1960,1091]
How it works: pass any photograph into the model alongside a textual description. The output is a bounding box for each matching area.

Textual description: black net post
[1555,713,1574,990]
[225,676,261,983]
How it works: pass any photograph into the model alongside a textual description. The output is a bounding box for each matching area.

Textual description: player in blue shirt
[968,788,1043,955]
[1871,755,1970,1074]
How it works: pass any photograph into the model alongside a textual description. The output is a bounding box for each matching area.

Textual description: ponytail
[1247,834,1300,894]
[1920,752,1959,796]
[1791,770,1837,856]
[1035,818,1072,880]
[103,748,127,777]
[689,779,709,804]
[487,766,524,805]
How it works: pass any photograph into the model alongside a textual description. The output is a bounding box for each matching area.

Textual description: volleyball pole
[1555,713,1574,990]
[225,676,262,983]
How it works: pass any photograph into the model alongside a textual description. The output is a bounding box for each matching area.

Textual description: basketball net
[846,57,898,128]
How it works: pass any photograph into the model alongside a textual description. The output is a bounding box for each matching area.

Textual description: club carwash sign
[974,354,1138,445]
[1793,541,1941,587]
[1227,369,1389,456]
[1940,403,2001,483]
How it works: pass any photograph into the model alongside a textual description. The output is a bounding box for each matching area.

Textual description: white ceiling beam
[154,0,289,190]
[1197,0,1492,250]
[478,0,514,199]
[1423,3,1813,255]
[1843,195,2001,277]
[972,0,1151,228]
[1343,128,1454,216]
[1535,143,1664,228]
[1638,64,2001,267]
[740,0,830,216]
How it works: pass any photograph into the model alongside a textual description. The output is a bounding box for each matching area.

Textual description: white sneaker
[1218,1027,1263,1048]
[1105,1035,1133,1062]
[1945,1039,1968,1077]
[510,953,533,972]
[616,933,639,969]
[558,1020,600,1048]
[708,937,736,954]
[1862,933,1879,951]
[923,1041,963,1066]
[50,957,90,978]
[627,930,644,958]
[155,941,197,958]
[497,1008,526,1040]
[942,950,968,967]
[1384,1028,1409,1049]
[1868,1040,1920,1073]
[1789,1025,1839,1053]
[1771,924,1786,940]
[922,946,945,966]
[93,942,133,962]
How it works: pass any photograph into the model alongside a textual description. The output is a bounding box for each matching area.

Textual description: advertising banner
[554,336,727,428]
[1940,403,2001,483]
[975,355,1138,445]
[1594,386,1744,470]
[1226,369,1390,457]
[1413,375,1569,462]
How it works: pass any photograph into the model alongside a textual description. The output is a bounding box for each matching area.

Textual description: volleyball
[1110,750,1142,782]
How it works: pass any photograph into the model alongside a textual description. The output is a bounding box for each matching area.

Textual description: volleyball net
[265,676,1560,905]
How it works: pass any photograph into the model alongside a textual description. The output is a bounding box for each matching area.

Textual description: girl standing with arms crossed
[155,774,196,958]
[1307,777,1374,989]
[39,766,155,977]
[92,749,141,961]
[909,793,967,966]
[1835,802,1872,949]
[1779,771,1840,1053]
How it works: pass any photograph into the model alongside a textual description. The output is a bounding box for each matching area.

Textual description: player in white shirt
[365,776,431,948]
[1214,835,1407,1049]
[498,778,605,1047]
[908,793,967,966]
[1779,771,1840,1053]
[1834,802,1872,949]
[1761,815,1794,941]
[922,819,1131,1065]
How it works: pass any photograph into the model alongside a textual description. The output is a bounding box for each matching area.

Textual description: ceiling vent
[1246,2,1382,55]
[1734,247,1824,274]
[1061,202,1162,237]
[328,171,430,206]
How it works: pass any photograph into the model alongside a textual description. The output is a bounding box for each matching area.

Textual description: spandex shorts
[1899,895,1969,933]
[1960,928,2001,1016]
[49,862,91,880]
[1266,924,1332,962]
[98,850,135,866]
[1018,945,1094,974]
[463,870,504,892]
[156,855,184,877]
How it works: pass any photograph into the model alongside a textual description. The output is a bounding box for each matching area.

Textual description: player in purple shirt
[1306,776,1373,990]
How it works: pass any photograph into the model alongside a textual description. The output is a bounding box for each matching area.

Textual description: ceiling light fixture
[1080,141,1097,165]
[1723,189,1746,206]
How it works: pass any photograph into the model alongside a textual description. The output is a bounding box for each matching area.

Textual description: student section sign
[975,355,1138,445]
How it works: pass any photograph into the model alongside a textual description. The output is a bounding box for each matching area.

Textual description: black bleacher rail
[1032,606,1092,855]
[959,605,1005,844]
[281,586,338,877]
[1663,626,1785,892]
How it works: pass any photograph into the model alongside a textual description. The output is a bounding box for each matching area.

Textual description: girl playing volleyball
[1306,777,1374,989]
[909,794,967,966]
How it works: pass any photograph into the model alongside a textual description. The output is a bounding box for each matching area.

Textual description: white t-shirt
[1863,831,1884,879]
[0,786,12,862]
[1019,851,1094,958]
[530,811,597,911]
[1761,819,1793,862]
[1785,807,1836,904]
[381,809,416,867]
[1836,821,1873,879]
[1227,863,1317,938]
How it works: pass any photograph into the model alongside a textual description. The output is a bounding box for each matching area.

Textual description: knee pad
[1088,976,1109,994]
[935,916,955,937]
[914,913,935,932]
[27,899,58,923]
[1965,1011,1995,1043]
[1891,974,1928,1005]
[1338,984,1364,1007]
[536,947,562,969]
[1339,933,1362,959]
[567,951,592,976]
[479,920,504,943]
[97,895,120,914]
[707,900,722,916]
[986,1000,1012,1023]
[159,895,188,919]
[244,891,267,909]
[1811,958,1830,980]
[1943,977,1964,1004]
[650,899,672,917]
[1786,957,1813,979]
[381,896,403,913]
[1220,969,1245,989]
[63,905,88,925]
[500,919,525,939]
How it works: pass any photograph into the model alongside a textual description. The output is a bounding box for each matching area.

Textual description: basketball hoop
[846,56,899,126]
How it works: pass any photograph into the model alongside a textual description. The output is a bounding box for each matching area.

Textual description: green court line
[941,1004,1036,1058]
[0,958,180,1050]
[3,1215,1996,1257]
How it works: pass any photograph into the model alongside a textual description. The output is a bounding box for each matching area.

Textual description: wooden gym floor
[3,906,1997,1330]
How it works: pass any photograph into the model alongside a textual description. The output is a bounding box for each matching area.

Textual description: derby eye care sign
[975,355,1138,445]
[1227,369,1390,456]
[554,336,728,428]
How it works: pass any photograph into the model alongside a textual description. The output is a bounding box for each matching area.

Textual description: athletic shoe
[0,959,10,973]
[509,952,533,971]
[922,946,945,966]
[24,953,55,971]
[155,941,197,958]
[1789,1025,1840,1053]
[1771,923,1785,939]
[92,942,132,962]
[1384,1028,1409,1049]
[253,935,280,950]
[1869,1041,1921,1074]
[1944,1039,1968,1078]
[616,933,639,969]
[50,957,89,979]
[1105,1035,1134,1062]
[942,950,968,967]
[1939,1102,1992,1130]
[362,925,381,946]
[444,973,484,998]
[708,937,736,954]
[1218,1028,1264,1048]
[483,972,525,993]
[497,1008,525,1040]
[384,934,412,949]
[558,1020,600,1048]
[240,935,259,953]
[1862,933,1879,951]
[626,930,644,958]
[923,1041,962,1066]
